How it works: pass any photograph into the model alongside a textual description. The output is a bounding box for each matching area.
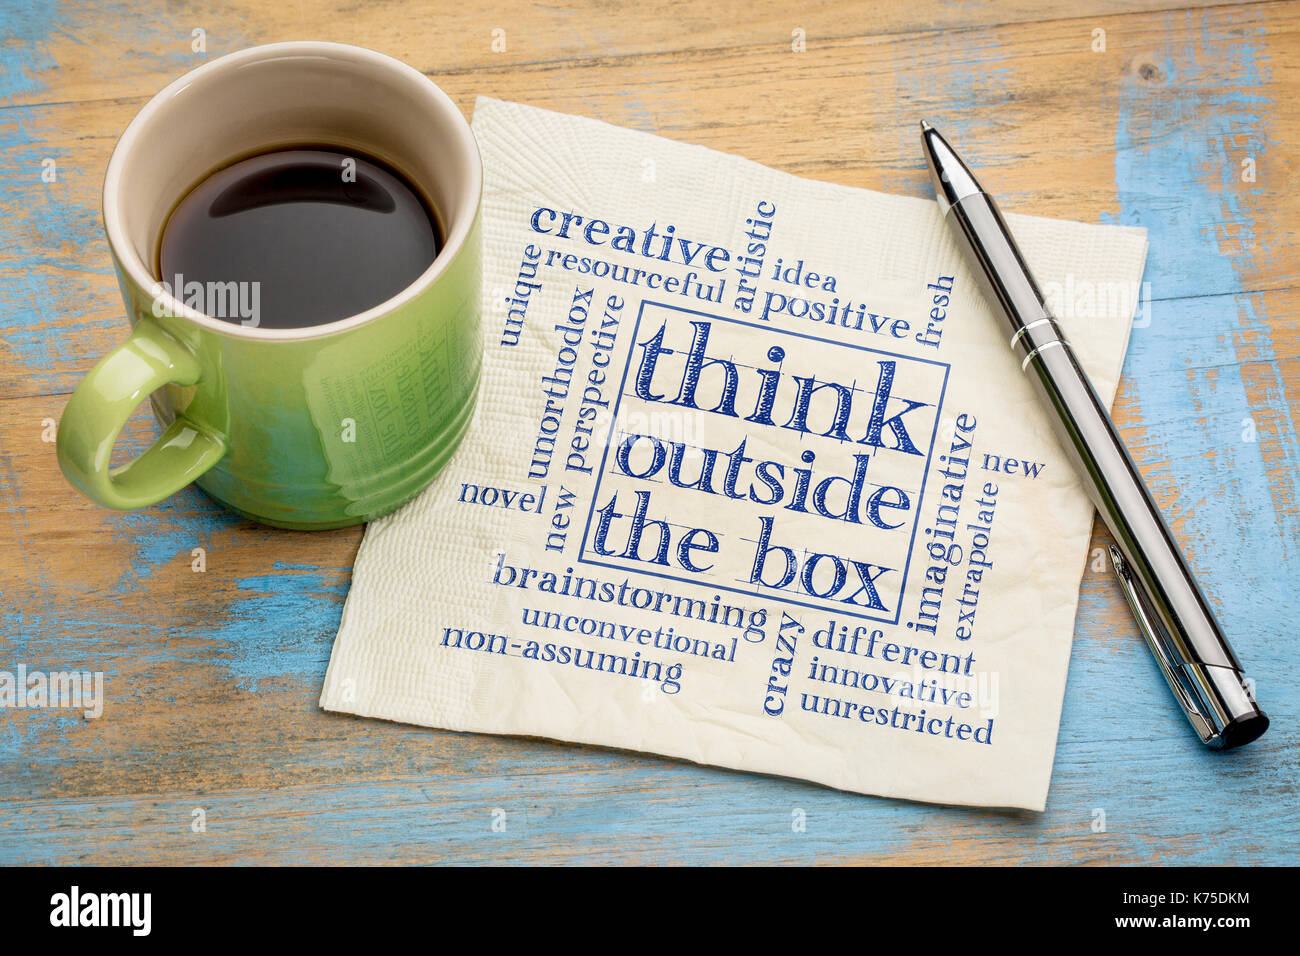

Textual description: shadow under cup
[89,42,483,529]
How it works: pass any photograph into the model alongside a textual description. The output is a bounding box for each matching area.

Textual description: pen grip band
[945,192,1057,351]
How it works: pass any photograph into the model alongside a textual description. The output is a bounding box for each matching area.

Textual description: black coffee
[158,148,440,329]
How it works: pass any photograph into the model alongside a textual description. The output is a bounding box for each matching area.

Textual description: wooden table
[1,0,1296,865]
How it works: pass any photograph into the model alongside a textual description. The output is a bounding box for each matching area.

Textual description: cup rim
[103,41,482,342]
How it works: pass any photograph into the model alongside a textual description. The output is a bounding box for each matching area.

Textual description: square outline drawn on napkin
[577,299,951,626]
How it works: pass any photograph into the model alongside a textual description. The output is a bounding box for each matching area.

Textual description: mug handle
[57,317,227,510]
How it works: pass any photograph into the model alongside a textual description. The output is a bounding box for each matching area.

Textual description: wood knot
[1137,61,1163,83]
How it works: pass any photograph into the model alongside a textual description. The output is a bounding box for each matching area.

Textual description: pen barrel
[946,191,1267,747]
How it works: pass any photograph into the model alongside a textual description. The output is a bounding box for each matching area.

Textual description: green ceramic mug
[57,42,482,529]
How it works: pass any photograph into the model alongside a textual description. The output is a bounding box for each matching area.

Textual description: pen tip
[919,119,933,132]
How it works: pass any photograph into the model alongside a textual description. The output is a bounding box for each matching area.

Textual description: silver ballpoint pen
[920,121,1268,749]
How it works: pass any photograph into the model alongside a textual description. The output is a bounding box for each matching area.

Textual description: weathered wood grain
[4,4,1297,401]
[0,0,1296,865]
[0,0,1265,112]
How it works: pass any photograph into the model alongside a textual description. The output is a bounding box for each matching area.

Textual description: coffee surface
[158,148,440,329]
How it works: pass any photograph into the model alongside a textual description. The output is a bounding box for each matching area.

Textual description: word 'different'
[580,302,949,623]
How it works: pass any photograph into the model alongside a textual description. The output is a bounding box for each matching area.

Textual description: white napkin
[321,98,1148,810]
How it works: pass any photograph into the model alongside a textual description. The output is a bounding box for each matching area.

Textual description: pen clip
[1107,545,1216,744]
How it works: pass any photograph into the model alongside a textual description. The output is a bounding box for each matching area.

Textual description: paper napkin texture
[321,98,1148,810]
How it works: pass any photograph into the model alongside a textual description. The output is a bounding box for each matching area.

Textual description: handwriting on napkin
[321,98,1148,810]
